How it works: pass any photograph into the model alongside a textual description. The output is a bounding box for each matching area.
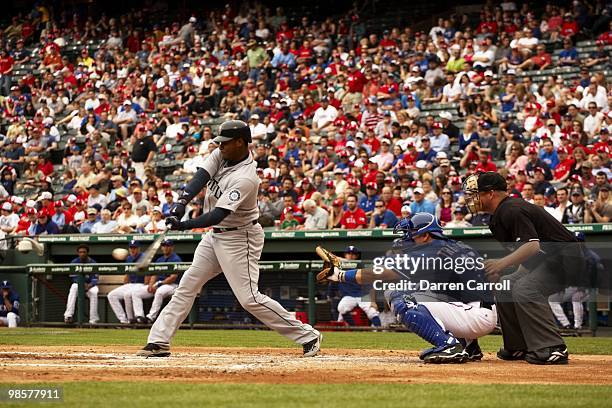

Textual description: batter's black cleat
[137,343,171,358]
[497,348,527,361]
[135,316,147,324]
[423,343,468,364]
[302,332,322,357]
[64,316,73,324]
[525,345,569,365]
[459,339,483,361]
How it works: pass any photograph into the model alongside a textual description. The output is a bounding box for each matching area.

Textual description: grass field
[1,329,611,408]
[2,328,612,354]
[1,383,610,408]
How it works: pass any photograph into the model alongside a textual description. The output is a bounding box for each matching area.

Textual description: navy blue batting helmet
[574,231,586,242]
[407,212,445,239]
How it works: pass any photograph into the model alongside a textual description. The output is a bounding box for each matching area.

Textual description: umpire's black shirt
[131,136,157,163]
[489,196,576,244]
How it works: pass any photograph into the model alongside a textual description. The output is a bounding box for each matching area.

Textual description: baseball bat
[136,232,166,272]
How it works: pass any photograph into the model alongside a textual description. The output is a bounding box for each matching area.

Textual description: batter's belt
[212,220,258,233]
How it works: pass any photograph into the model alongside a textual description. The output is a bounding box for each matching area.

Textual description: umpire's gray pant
[148,223,319,346]
[496,259,567,352]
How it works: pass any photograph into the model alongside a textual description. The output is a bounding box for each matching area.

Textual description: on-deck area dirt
[1,345,610,384]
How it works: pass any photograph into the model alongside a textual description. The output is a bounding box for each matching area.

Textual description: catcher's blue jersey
[389,238,489,303]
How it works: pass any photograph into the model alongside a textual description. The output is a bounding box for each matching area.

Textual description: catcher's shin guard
[388,291,456,349]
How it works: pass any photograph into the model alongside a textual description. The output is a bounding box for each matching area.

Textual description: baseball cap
[366,182,378,189]
[39,191,53,200]
[0,280,11,289]
[161,239,174,246]
[401,205,411,214]
[436,151,448,159]
[326,180,335,188]
[439,158,450,167]
[152,206,162,213]
[332,199,343,207]
[87,208,97,215]
[129,240,140,248]
[1,202,12,211]
[413,187,424,195]
[439,111,452,121]
[476,172,507,192]
[268,186,279,193]
[345,245,360,254]
[415,160,428,169]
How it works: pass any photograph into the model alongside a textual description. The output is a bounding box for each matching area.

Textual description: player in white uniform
[137,120,322,357]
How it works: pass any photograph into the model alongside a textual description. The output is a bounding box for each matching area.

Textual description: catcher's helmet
[213,120,252,144]
[406,212,445,239]
[393,217,414,241]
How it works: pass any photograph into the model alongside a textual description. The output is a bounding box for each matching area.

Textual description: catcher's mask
[461,172,507,214]
[393,217,414,242]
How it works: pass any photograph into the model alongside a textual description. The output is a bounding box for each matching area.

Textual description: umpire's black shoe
[135,316,147,324]
[525,345,569,365]
[459,339,483,361]
[302,332,322,357]
[497,348,527,361]
[137,343,171,358]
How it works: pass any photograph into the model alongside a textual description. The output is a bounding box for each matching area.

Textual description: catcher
[316,213,497,363]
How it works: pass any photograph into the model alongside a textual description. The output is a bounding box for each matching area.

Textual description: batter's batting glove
[170,199,188,220]
[315,246,344,283]
[165,216,185,231]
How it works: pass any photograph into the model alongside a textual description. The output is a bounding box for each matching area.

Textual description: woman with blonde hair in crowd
[585,186,612,223]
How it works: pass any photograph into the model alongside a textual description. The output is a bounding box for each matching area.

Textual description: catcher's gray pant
[548,287,588,329]
[148,223,319,345]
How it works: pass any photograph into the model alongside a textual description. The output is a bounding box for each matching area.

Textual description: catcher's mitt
[315,246,342,283]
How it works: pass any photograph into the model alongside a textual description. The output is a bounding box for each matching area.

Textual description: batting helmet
[213,120,252,144]
[406,212,445,239]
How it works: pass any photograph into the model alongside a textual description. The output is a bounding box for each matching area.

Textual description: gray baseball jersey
[200,148,260,228]
[147,147,320,348]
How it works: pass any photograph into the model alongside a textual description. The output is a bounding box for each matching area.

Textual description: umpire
[463,172,585,365]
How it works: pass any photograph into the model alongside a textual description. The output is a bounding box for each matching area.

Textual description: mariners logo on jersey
[228,190,241,202]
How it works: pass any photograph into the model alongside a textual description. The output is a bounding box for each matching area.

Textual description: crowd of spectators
[0,0,610,238]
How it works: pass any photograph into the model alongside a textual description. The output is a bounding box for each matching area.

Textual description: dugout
[0,224,610,331]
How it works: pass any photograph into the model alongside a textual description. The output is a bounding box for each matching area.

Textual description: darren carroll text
[372,279,511,291]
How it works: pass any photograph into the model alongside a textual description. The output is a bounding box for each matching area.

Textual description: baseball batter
[138,120,321,357]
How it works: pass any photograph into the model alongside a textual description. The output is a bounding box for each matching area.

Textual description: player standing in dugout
[462,172,586,365]
[137,120,322,358]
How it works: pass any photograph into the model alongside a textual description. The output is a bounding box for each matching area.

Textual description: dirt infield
[1,345,611,385]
